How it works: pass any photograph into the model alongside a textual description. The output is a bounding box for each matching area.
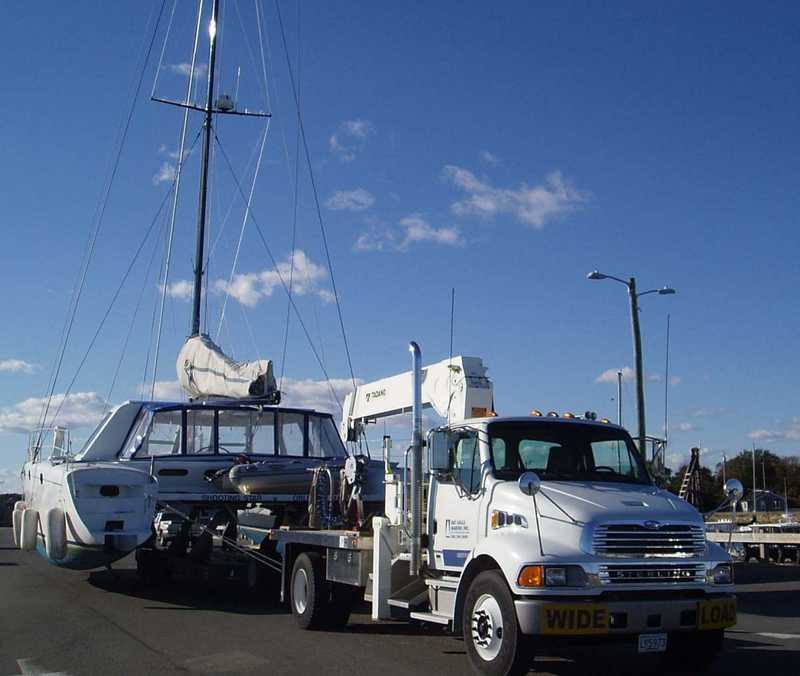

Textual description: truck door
[429,429,486,572]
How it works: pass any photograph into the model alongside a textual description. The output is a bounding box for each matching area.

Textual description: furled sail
[176,335,279,401]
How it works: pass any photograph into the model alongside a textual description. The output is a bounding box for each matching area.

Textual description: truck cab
[421,414,735,672]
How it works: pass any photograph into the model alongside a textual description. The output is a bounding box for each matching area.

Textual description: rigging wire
[150,0,179,100]
[35,0,168,449]
[151,0,205,399]
[50,182,178,423]
[212,132,342,408]
[278,0,301,392]
[215,119,271,339]
[105,222,163,409]
[274,0,358,394]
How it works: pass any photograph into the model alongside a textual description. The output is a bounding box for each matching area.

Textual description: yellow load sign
[698,598,737,630]
[540,604,610,635]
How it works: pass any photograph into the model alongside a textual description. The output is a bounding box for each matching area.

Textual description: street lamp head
[658,287,676,295]
[587,270,607,280]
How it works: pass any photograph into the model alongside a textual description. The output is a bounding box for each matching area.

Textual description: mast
[191,0,220,336]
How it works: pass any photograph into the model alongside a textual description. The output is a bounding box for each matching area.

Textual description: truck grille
[599,563,705,585]
[593,523,705,558]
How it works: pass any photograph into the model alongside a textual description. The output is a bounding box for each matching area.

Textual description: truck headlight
[490,510,528,529]
[544,567,567,586]
[707,563,734,585]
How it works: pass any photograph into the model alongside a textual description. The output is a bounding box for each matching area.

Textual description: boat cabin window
[186,410,215,454]
[218,410,275,454]
[279,412,305,456]
[123,407,345,459]
[130,410,182,457]
[308,416,346,459]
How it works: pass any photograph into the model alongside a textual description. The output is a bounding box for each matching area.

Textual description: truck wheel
[463,570,535,676]
[323,582,359,628]
[291,552,328,630]
[663,629,723,671]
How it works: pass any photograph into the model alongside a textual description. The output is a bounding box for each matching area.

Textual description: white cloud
[153,161,176,185]
[442,165,587,228]
[214,249,333,307]
[329,119,374,162]
[480,150,502,166]
[325,188,375,212]
[691,407,729,418]
[0,359,37,374]
[168,62,208,79]
[355,214,463,252]
[748,419,800,443]
[161,280,193,301]
[0,392,107,434]
[595,367,660,384]
[670,376,682,386]
[595,367,633,384]
[281,377,362,417]
[674,422,698,433]
[138,380,184,400]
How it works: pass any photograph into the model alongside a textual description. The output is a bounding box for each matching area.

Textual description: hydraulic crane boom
[340,355,493,440]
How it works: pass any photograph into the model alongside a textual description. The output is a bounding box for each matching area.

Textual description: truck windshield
[488,421,651,485]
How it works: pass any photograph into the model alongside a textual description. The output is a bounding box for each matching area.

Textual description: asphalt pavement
[0,528,798,676]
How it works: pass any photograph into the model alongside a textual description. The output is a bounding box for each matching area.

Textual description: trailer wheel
[463,570,534,676]
[291,552,328,630]
[323,582,359,628]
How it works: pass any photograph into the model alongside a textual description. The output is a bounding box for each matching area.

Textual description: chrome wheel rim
[471,593,504,661]
[293,568,309,614]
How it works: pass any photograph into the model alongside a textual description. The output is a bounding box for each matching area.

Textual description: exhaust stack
[409,341,423,576]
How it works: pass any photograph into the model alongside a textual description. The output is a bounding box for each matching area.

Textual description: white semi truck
[255,342,739,675]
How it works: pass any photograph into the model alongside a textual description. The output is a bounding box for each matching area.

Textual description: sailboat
[16,0,383,568]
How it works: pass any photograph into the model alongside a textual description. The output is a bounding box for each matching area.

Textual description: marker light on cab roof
[546,411,559,417]
[563,412,575,419]
[530,409,542,417]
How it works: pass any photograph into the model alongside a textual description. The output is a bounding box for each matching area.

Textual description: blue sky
[1,1,799,489]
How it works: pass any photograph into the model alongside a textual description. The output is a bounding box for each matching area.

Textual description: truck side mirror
[427,429,451,472]
[518,471,541,496]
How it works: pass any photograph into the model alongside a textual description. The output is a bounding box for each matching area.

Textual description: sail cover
[176,335,278,400]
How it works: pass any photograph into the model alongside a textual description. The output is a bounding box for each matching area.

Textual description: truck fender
[452,554,502,635]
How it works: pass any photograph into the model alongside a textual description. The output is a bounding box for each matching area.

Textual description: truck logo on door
[445,519,469,539]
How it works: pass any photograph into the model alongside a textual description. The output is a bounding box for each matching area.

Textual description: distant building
[739,489,787,512]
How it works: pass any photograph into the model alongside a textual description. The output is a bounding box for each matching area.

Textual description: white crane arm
[341,355,493,440]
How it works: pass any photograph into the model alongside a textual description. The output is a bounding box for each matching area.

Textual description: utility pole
[721,452,727,486]
[751,444,758,518]
[617,370,623,426]
[627,277,647,456]
[762,453,767,493]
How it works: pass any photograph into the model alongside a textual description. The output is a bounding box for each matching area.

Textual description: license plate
[540,603,609,635]
[697,598,737,630]
[638,633,668,653]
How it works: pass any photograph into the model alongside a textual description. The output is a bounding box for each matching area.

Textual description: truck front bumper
[515,594,736,637]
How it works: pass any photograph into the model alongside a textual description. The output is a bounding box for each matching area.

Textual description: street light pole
[627,277,647,456]
[617,370,623,426]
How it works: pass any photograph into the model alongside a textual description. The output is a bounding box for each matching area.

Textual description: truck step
[409,610,450,625]
[387,577,428,610]
[425,576,459,590]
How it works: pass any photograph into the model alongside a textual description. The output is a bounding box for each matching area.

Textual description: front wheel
[463,570,535,676]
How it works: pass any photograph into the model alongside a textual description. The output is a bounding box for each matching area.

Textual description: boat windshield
[489,420,651,485]
[121,407,346,459]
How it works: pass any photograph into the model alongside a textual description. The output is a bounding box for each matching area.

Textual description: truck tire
[323,582,359,628]
[663,629,723,671]
[291,552,328,630]
[463,570,535,676]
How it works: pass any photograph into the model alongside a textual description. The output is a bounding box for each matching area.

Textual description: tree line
[666,449,800,513]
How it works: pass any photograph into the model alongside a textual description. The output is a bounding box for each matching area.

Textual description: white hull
[19,459,157,570]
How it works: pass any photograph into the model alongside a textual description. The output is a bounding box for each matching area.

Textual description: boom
[340,355,493,440]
